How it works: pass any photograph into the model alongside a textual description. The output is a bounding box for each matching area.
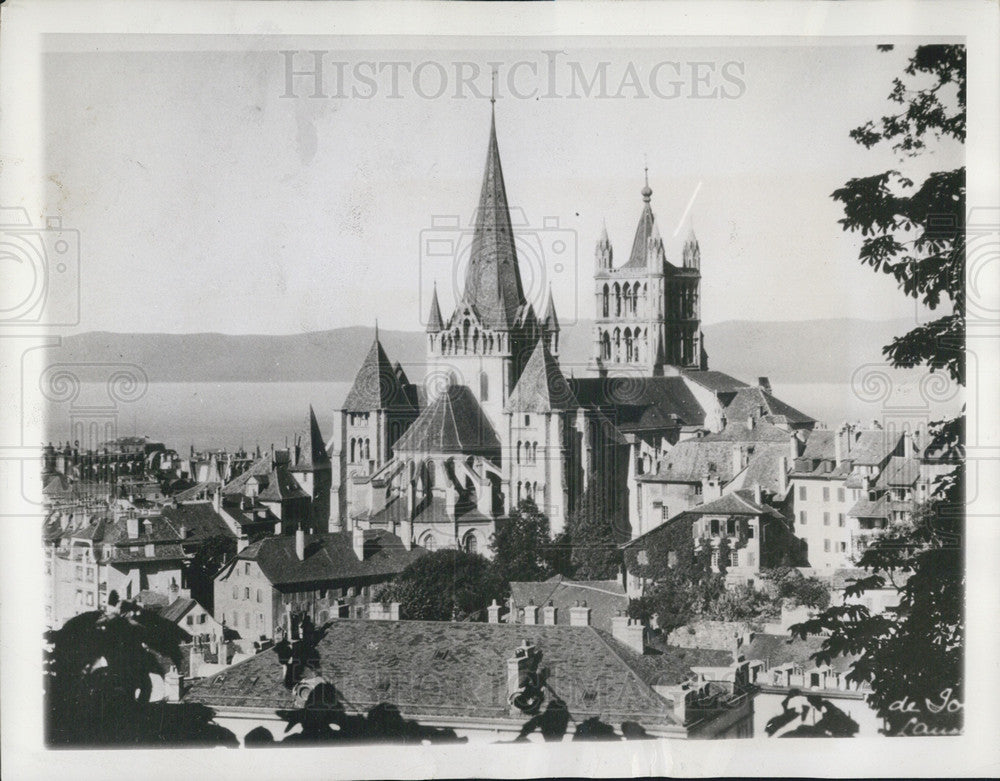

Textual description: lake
[43,378,962,455]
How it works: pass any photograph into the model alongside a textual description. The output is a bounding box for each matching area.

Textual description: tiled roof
[641,439,743,484]
[848,429,903,466]
[159,597,197,624]
[847,494,890,520]
[221,454,274,496]
[42,472,74,497]
[741,633,855,675]
[735,443,795,496]
[459,109,527,330]
[701,419,791,443]
[237,529,426,588]
[184,620,679,728]
[505,339,578,412]
[876,456,921,488]
[393,385,500,456]
[685,489,784,520]
[257,468,310,502]
[721,387,815,427]
[616,638,734,687]
[363,494,493,530]
[161,502,237,542]
[509,575,628,633]
[171,481,220,502]
[343,337,415,411]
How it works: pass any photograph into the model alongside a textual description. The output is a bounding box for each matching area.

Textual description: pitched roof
[685,489,784,518]
[343,337,414,411]
[741,633,855,675]
[847,494,890,520]
[877,456,921,488]
[393,385,500,456]
[237,529,426,588]
[159,596,197,624]
[183,620,680,728]
[505,339,578,412]
[679,370,751,394]
[568,376,706,429]
[257,467,310,503]
[722,387,815,427]
[621,185,660,270]
[509,575,627,634]
[426,285,445,332]
[221,454,274,496]
[701,418,792,443]
[641,439,743,484]
[460,108,526,330]
[290,406,330,472]
[160,502,237,542]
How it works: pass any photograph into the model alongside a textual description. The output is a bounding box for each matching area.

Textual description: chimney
[143,518,152,537]
[164,666,183,703]
[212,486,221,513]
[295,527,306,561]
[777,455,788,495]
[542,601,557,626]
[789,433,800,462]
[834,427,844,466]
[702,473,722,501]
[488,599,502,624]
[758,376,772,395]
[753,483,762,505]
[611,611,645,655]
[179,524,187,540]
[237,534,249,553]
[523,600,538,625]
[126,516,139,539]
[731,445,743,476]
[569,600,591,627]
[903,429,914,459]
[506,640,539,709]
[353,526,365,560]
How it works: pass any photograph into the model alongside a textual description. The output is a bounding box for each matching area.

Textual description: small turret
[683,227,700,269]
[595,222,613,271]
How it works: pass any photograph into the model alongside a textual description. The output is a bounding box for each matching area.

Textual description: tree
[790,44,965,736]
[44,597,237,747]
[184,533,237,613]
[566,480,627,580]
[375,549,507,621]
[490,499,553,583]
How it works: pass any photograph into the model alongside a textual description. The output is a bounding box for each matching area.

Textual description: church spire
[542,285,559,332]
[461,104,526,330]
[426,283,444,332]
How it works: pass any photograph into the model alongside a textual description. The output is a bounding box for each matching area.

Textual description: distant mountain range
[44,318,919,385]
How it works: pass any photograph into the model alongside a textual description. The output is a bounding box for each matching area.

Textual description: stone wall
[665,620,758,651]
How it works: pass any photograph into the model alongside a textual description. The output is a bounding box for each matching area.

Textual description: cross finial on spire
[641,155,652,203]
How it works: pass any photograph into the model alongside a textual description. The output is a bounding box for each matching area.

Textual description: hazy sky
[43,37,963,335]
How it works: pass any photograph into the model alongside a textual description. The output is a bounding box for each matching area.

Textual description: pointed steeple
[343,333,412,411]
[506,337,578,413]
[542,286,559,332]
[682,225,701,269]
[292,405,330,471]
[462,106,526,330]
[426,284,444,332]
[595,220,613,270]
[622,174,658,270]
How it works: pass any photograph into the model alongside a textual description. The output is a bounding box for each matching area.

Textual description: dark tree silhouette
[789,44,965,736]
[566,479,627,580]
[375,548,507,621]
[184,533,236,613]
[765,691,860,738]
[44,597,237,747]
[490,498,554,584]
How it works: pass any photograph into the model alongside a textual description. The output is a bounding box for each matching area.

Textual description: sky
[42,37,964,336]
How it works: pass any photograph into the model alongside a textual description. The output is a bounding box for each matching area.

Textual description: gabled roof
[700,418,792,443]
[641,439,742,484]
[460,107,526,330]
[684,489,784,519]
[236,529,426,588]
[722,386,815,427]
[679,370,750,394]
[506,338,578,412]
[221,454,274,496]
[877,456,921,488]
[159,597,198,624]
[183,620,680,729]
[343,337,414,411]
[290,406,330,472]
[393,385,500,455]
[257,468,310,502]
[160,502,237,542]
[568,376,706,429]
[741,633,855,675]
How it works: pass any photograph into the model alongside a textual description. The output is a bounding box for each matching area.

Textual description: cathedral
[328,105,772,554]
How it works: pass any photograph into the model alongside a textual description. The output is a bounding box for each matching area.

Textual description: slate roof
[679,370,751,394]
[741,633,855,675]
[171,481,220,502]
[876,456,921,488]
[460,109,526,330]
[160,502,237,542]
[733,443,795,496]
[621,193,660,270]
[257,468,310,502]
[795,428,902,473]
[847,494,890,520]
[343,337,415,411]
[159,597,197,624]
[684,489,785,520]
[700,419,793,443]
[568,376,706,430]
[393,385,500,456]
[236,529,426,589]
[183,620,681,728]
[640,439,743,484]
[618,640,734,687]
[505,338,578,412]
[509,575,628,633]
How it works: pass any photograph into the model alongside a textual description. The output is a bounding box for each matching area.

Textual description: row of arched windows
[439,320,508,357]
[601,281,648,319]
[349,437,371,463]
[516,440,539,464]
[598,327,648,364]
[516,481,542,502]
[417,530,480,554]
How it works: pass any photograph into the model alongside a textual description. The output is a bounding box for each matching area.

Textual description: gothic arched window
[463,532,478,554]
[601,331,611,360]
[602,284,610,318]
[614,283,622,317]
[350,438,356,462]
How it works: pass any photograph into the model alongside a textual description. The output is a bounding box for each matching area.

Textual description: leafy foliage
[44,600,236,747]
[375,548,507,621]
[184,533,236,613]
[489,499,553,583]
[789,44,965,736]
[565,479,627,580]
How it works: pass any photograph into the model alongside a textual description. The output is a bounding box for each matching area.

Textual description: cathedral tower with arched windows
[590,177,706,377]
